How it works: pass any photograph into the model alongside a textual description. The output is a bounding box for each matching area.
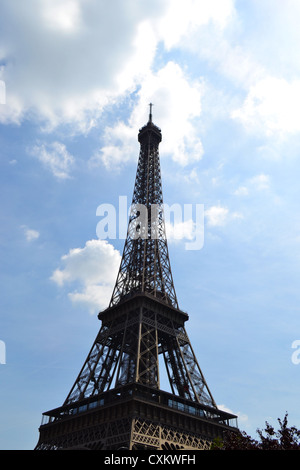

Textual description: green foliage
[212,413,300,450]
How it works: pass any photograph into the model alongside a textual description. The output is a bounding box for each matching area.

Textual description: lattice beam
[109,116,178,309]
[63,297,216,409]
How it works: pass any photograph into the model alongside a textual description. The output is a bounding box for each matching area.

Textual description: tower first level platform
[36,383,237,450]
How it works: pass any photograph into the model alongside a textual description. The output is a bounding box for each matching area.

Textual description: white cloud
[234,186,249,197]
[92,121,138,170]
[0,0,164,130]
[115,19,158,92]
[205,205,242,227]
[0,0,241,181]
[250,174,270,191]
[30,141,74,179]
[42,0,82,33]
[205,206,229,227]
[184,168,200,184]
[96,61,204,169]
[234,174,270,197]
[51,239,121,312]
[169,1,300,144]
[0,0,235,140]
[158,0,235,50]
[2,0,298,153]
[171,1,264,93]
[165,219,196,242]
[232,77,300,137]
[68,284,114,313]
[3,0,299,170]
[21,225,40,242]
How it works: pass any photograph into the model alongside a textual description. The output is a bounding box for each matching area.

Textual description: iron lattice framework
[35,107,238,450]
[110,108,178,309]
[63,295,216,407]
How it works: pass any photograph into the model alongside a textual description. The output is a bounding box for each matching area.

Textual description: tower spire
[149,102,153,123]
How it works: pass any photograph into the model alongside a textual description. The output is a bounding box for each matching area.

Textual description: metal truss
[132,418,212,450]
[64,298,216,409]
[36,417,132,450]
[62,112,215,407]
[110,115,178,309]
[36,415,212,450]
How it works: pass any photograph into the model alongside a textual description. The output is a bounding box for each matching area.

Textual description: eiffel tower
[35,106,238,450]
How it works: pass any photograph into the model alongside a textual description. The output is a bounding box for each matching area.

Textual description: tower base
[35,384,237,450]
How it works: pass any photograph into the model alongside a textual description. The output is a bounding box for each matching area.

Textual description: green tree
[212,413,300,450]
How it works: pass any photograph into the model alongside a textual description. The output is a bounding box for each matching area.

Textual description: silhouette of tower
[35,106,237,450]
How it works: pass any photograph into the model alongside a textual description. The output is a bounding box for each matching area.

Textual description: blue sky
[1,0,300,449]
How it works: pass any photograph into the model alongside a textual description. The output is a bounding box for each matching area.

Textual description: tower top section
[138,103,162,145]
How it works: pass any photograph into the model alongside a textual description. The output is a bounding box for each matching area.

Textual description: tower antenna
[149,102,153,123]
